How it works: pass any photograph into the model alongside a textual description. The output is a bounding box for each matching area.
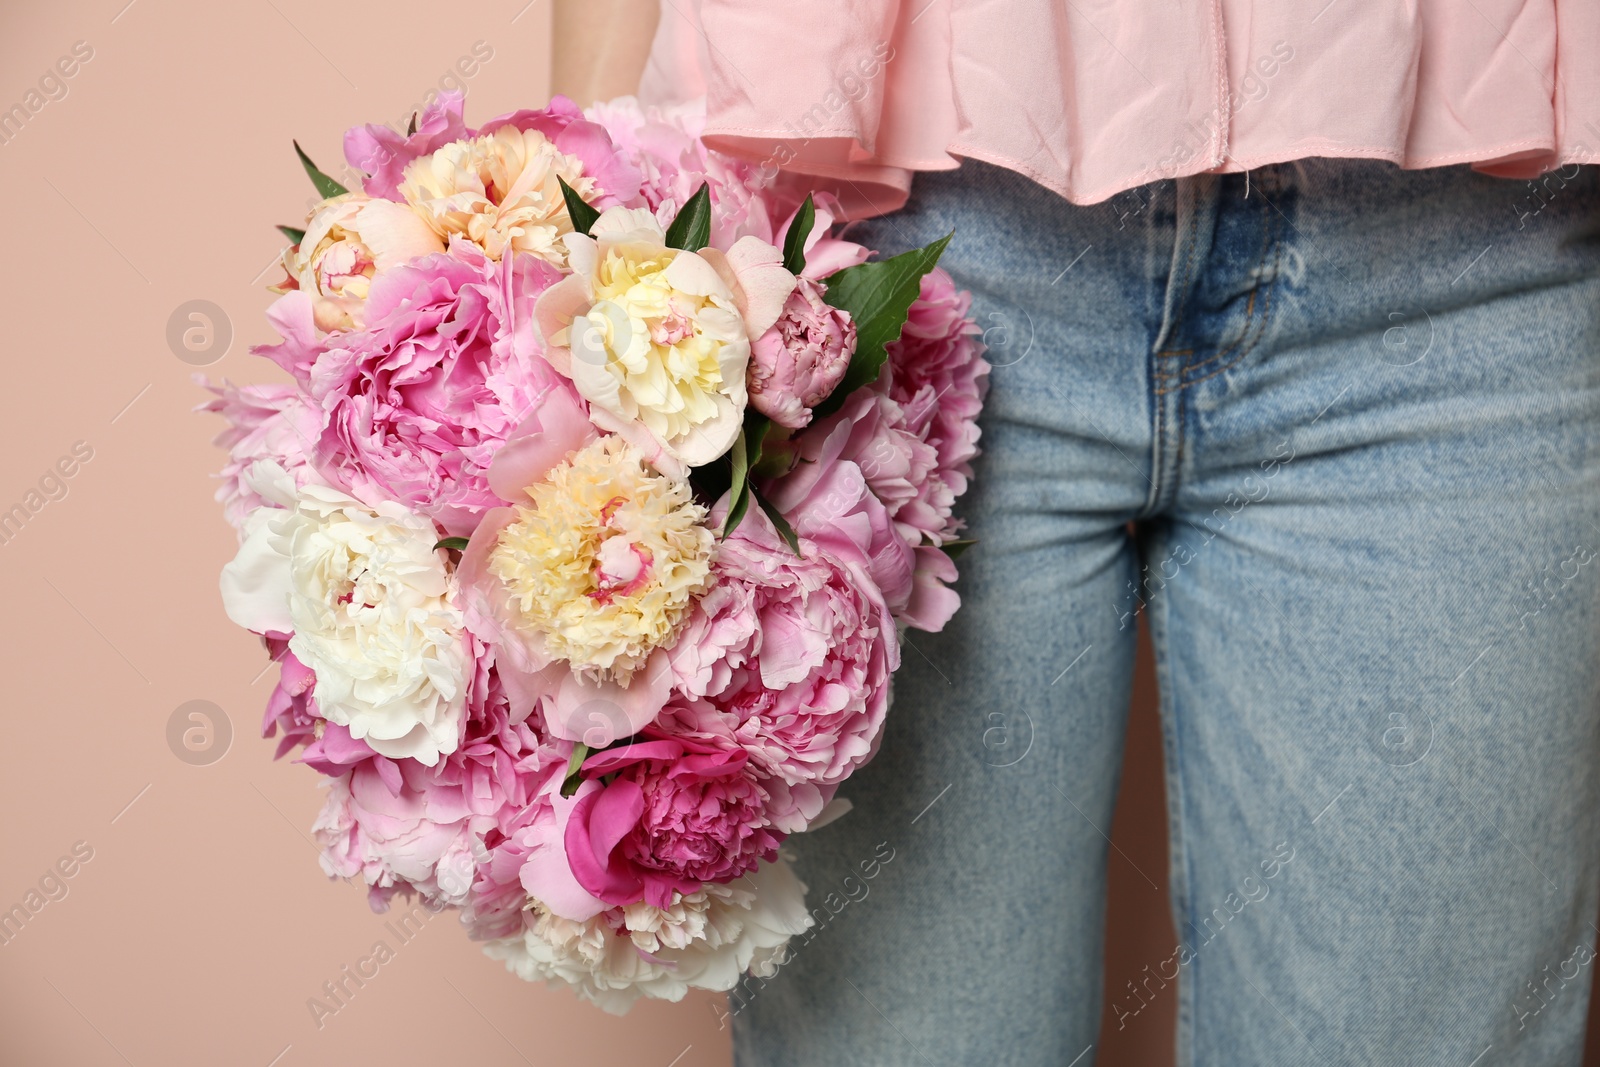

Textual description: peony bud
[747,278,855,429]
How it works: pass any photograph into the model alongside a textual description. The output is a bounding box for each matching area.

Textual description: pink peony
[780,389,959,631]
[878,267,989,544]
[261,241,585,535]
[660,507,898,810]
[261,638,319,759]
[761,397,916,620]
[747,278,855,429]
[308,639,568,910]
[761,268,989,632]
[300,720,381,778]
[584,97,774,250]
[583,99,872,276]
[314,762,486,908]
[460,828,538,941]
[563,737,784,908]
[345,92,640,210]
[837,392,941,546]
[344,93,472,202]
[198,378,322,531]
[466,737,609,931]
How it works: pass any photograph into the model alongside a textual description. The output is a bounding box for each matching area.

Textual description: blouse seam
[1226,137,1568,164]
[706,124,865,138]
[704,131,1600,208]
[951,139,1598,204]
[1207,0,1230,171]
[706,127,1589,169]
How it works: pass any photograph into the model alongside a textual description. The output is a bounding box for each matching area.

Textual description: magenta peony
[747,278,856,429]
[563,737,784,908]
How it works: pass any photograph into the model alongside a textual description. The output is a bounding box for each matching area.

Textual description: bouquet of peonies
[208,91,987,1012]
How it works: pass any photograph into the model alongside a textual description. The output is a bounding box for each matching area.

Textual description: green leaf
[722,441,753,541]
[723,490,753,540]
[560,743,591,798]
[293,140,348,199]
[664,182,712,252]
[751,445,793,481]
[434,537,470,552]
[743,412,770,471]
[277,225,306,245]
[812,233,952,419]
[729,430,750,502]
[754,490,802,556]
[558,175,601,237]
[721,414,773,541]
[781,194,816,276]
[940,538,978,560]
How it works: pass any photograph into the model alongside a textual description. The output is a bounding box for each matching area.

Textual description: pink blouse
[639,0,1600,218]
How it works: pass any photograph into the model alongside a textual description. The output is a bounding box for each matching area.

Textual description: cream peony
[284,193,444,332]
[398,126,597,266]
[485,435,713,680]
[482,856,812,1014]
[220,462,468,766]
[535,207,796,477]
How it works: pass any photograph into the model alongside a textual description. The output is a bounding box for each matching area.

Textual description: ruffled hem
[649,0,1600,218]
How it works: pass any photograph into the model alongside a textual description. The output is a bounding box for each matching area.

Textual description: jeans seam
[1153,184,1207,381]
[1146,181,1206,516]
[1156,172,1283,396]
[1169,184,1274,381]
[1146,545,1196,1067]
[1172,240,1282,394]
[1177,180,1286,391]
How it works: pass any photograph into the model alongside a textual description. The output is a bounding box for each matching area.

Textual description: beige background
[0,3,1594,1065]
[0,2,729,1064]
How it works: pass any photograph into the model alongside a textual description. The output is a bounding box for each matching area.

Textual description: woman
[558,3,1600,1063]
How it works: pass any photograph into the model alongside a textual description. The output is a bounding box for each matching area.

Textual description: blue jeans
[730,159,1600,1066]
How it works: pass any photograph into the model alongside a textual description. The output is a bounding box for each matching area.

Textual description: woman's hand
[552,0,661,106]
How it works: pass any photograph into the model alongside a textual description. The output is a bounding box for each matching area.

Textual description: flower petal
[520,780,610,922]
[544,649,674,745]
[722,236,798,337]
[219,506,293,635]
[486,386,596,503]
[354,199,446,269]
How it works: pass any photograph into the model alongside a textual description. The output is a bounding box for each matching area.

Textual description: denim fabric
[728,159,1600,1066]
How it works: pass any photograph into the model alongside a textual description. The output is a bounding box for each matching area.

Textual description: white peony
[220,462,468,766]
[534,206,795,478]
[482,855,813,1014]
